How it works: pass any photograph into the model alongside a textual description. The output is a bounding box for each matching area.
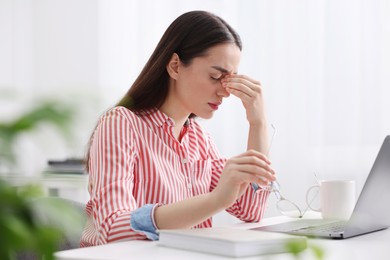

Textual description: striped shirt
[80,106,269,247]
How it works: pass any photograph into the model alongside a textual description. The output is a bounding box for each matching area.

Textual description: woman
[80,10,275,247]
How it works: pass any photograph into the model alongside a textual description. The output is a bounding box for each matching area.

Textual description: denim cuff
[251,183,261,193]
[130,204,161,241]
[251,183,270,195]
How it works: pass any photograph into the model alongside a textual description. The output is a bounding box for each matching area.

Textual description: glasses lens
[277,199,302,218]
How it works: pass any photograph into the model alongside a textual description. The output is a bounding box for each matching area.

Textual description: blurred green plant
[0,179,84,260]
[0,100,74,170]
[0,98,83,259]
[285,237,325,260]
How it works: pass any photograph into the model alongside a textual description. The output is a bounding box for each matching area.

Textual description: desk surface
[55,214,390,260]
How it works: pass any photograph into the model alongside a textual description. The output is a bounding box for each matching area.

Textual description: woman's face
[172,43,241,119]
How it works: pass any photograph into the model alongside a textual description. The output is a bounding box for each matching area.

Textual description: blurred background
[1,0,389,225]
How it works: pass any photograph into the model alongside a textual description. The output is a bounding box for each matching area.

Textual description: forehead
[193,43,241,73]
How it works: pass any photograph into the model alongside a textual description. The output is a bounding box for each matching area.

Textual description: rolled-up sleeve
[130,204,161,241]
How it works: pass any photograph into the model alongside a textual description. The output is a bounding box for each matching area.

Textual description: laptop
[253,135,390,239]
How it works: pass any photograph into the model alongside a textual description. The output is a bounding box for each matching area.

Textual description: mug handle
[306,185,321,212]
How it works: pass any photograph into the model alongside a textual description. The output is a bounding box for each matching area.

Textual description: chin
[197,112,215,120]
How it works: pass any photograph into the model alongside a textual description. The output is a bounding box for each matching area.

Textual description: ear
[166,53,181,80]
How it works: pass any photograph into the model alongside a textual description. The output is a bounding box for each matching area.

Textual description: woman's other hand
[211,150,276,208]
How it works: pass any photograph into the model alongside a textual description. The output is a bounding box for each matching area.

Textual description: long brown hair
[85,10,242,171]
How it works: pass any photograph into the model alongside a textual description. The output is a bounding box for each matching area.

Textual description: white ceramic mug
[306,180,356,220]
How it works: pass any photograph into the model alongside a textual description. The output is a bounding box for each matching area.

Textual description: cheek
[184,77,208,94]
[194,77,214,91]
[178,70,213,97]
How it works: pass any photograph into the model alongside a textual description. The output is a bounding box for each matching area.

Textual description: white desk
[55,214,390,260]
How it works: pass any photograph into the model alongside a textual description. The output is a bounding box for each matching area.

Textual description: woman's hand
[221,75,266,126]
[211,150,276,209]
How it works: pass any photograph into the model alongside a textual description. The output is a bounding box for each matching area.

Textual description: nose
[217,82,230,98]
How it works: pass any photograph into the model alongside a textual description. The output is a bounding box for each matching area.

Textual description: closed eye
[210,75,223,81]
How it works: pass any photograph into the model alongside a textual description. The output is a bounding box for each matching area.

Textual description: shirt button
[182,158,188,164]
[187,183,192,189]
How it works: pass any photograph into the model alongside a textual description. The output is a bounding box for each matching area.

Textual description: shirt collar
[138,108,191,128]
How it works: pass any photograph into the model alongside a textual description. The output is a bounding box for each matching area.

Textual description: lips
[208,101,222,110]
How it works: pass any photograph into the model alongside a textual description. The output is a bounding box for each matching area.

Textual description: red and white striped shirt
[80,106,269,247]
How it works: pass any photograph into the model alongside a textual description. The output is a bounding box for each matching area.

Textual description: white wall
[0,0,100,175]
[1,0,390,223]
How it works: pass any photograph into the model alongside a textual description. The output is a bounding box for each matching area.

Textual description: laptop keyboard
[253,219,350,237]
[291,221,347,234]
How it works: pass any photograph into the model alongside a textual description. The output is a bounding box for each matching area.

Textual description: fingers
[223,74,261,88]
[220,74,266,125]
[221,74,262,99]
[231,164,275,182]
[230,74,261,85]
[234,149,271,165]
[226,149,276,184]
[230,155,274,176]
[214,149,276,208]
[232,171,270,187]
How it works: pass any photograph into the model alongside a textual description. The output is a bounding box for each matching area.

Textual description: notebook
[253,135,390,239]
[158,227,307,257]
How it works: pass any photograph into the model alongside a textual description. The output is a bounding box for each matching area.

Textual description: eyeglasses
[251,124,309,218]
[265,181,308,218]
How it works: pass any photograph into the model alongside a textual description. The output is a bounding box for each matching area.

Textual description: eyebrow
[211,66,237,74]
